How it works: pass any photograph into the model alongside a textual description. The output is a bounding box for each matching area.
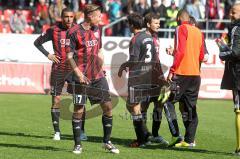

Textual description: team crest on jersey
[93,31,99,38]
[60,39,70,47]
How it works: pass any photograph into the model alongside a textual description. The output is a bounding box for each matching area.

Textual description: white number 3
[145,44,152,62]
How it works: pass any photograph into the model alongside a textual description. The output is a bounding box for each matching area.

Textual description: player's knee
[103,107,112,116]
[74,104,84,112]
[101,101,112,114]
[55,96,61,102]
[126,104,140,115]
[73,105,84,118]
[52,96,61,108]
[133,104,142,115]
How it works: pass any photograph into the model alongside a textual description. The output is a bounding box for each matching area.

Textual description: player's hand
[78,73,90,85]
[118,65,127,77]
[166,46,174,56]
[203,54,209,62]
[48,54,61,63]
[167,72,174,82]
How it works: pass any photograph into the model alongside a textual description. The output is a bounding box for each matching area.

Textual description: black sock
[141,112,147,125]
[132,114,145,144]
[81,108,86,132]
[171,119,180,137]
[81,120,85,132]
[152,109,162,137]
[72,117,82,146]
[102,115,112,143]
[51,108,60,133]
[141,112,150,137]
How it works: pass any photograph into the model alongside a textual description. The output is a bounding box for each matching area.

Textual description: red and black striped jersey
[34,22,74,71]
[66,23,104,80]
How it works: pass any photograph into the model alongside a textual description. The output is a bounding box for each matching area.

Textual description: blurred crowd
[0,0,237,37]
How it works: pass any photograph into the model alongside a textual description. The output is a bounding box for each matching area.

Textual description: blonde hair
[84,4,101,16]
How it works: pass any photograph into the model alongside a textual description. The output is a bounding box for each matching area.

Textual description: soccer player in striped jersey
[34,8,75,141]
[66,4,119,154]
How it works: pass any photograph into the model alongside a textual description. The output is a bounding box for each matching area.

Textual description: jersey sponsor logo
[86,40,98,47]
[60,39,70,47]
[0,75,35,86]
[142,38,152,44]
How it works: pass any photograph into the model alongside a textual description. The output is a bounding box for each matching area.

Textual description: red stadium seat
[25,25,34,34]
[0,23,3,33]
[21,10,33,23]
[0,10,3,21]
[2,22,12,33]
[3,9,15,21]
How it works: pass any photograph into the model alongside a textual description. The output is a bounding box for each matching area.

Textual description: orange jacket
[170,21,204,75]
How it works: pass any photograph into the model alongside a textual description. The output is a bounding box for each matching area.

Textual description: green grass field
[0,94,238,159]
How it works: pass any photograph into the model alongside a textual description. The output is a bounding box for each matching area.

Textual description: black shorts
[50,70,72,96]
[147,96,159,103]
[127,84,160,105]
[172,75,201,107]
[67,77,111,105]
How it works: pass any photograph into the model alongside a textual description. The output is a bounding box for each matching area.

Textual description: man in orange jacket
[167,9,205,147]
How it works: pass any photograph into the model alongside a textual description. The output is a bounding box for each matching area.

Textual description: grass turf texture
[0,94,237,159]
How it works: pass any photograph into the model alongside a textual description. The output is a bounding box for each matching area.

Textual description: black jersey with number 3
[128,31,157,79]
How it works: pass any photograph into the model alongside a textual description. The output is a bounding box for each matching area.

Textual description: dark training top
[128,31,159,86]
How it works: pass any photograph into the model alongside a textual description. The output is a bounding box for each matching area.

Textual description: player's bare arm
[34,32,61,63]
[166,45,174,55]
[98,48,104,69]
[167,72,174,82]
[67,51,90,84]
